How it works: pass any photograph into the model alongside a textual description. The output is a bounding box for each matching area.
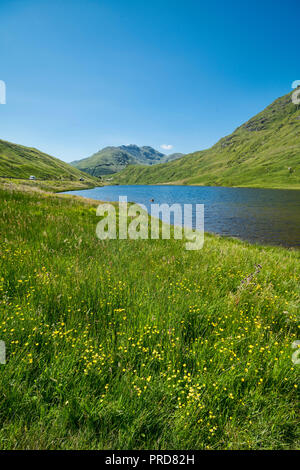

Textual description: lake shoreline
[62,184,300,249]
[108,181,300,191]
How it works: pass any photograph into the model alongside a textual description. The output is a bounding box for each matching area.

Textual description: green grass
[113,91,300,189]
[0,177,103,193]
[0,184,299,449]
[0,138,99,185]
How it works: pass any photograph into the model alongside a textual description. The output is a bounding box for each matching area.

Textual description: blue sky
[0,0,299,162]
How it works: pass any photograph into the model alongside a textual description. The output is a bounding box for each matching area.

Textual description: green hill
[71,145,183,176]
[160,152,185,163]
[0,138,97,184]
[113,90,300,189]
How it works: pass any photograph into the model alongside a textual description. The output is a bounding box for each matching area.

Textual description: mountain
[0,138,97,183]
[160,153,184,163]
[71,145,183,176]
[112,90,300,189]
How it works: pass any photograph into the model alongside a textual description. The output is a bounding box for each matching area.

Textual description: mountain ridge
[71,145,184,176]
[112,90,300,189]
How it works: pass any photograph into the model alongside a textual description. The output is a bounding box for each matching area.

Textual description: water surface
[63,185,300,248]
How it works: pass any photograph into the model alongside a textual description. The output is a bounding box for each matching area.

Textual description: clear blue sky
[0,0,299,162]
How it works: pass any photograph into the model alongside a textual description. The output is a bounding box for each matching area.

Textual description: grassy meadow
[0,183,299,449]
[0,177,103,193]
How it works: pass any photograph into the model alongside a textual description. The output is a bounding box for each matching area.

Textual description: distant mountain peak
[71,144,184,177]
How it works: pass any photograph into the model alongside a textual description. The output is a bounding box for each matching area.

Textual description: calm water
[63,185,300,248]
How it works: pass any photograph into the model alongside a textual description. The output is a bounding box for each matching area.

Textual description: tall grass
[0,185,299,449]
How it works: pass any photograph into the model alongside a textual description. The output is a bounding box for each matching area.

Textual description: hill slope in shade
[113,90,300,189]
[0,138,97,183]
[71,144,184,176]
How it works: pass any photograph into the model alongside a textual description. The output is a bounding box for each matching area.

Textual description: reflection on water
[63,185,300,248]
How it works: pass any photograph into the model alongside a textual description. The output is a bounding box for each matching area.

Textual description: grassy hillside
[0,138,98,186]
[161,152,184,163]
[113,91,300,189]
[0,183,299,449]
[0,178,103,193]
[71,145,183,177]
